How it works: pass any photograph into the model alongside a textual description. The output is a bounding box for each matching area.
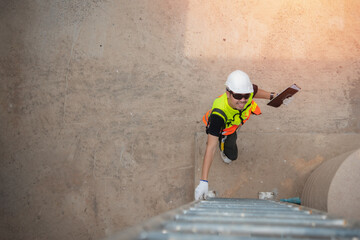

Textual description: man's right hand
[194,180,208,200]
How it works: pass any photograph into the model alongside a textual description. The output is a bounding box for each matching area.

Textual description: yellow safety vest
[202,93,261,135]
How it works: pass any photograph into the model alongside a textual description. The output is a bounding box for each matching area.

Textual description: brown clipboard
[267,84,301,108]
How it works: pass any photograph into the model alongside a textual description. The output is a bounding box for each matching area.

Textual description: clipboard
[267,84,301,108]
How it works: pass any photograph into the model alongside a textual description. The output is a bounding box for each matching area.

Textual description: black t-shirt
[206,84,258,137]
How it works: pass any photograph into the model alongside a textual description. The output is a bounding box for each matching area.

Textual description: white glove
[195,180,208,200]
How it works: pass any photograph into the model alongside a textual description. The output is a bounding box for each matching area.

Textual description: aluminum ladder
[108,198,360,240]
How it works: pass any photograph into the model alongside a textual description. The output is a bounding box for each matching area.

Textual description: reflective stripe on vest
[202,93,261,136]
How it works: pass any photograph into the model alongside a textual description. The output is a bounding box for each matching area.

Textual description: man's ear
[226,90,231,98]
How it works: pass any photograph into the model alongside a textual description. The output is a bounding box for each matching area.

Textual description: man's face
[226,90,251,110]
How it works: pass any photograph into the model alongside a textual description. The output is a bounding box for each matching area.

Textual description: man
[195,70,277,200]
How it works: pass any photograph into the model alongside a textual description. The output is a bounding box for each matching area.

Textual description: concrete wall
[1,0,359,239]
[302,148,360,220]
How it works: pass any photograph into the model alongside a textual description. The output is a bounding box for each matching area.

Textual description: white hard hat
[225,70,253,93]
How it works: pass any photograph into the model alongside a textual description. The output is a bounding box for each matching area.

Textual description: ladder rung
[164,222,360,238]
[175,214,346,227]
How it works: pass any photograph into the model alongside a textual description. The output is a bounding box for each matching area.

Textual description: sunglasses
[229,91,251,100]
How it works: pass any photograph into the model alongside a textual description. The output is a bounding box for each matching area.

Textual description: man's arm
[201,134,218,180]
[254,88,276,100]
[194,133,218,200]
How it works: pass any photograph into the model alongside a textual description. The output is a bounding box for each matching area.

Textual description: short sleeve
[253,84,258,96]
[206,114,225,137]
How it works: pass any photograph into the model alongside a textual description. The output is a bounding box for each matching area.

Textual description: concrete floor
[1,1,360,239]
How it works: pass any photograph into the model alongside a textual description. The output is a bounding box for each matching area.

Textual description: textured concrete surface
[302,148,360,220]
[328,149,360,220]
[301,150,354,212]
[1,0,360,239]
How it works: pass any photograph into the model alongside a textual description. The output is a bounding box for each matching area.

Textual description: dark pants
[219,132,238,160]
